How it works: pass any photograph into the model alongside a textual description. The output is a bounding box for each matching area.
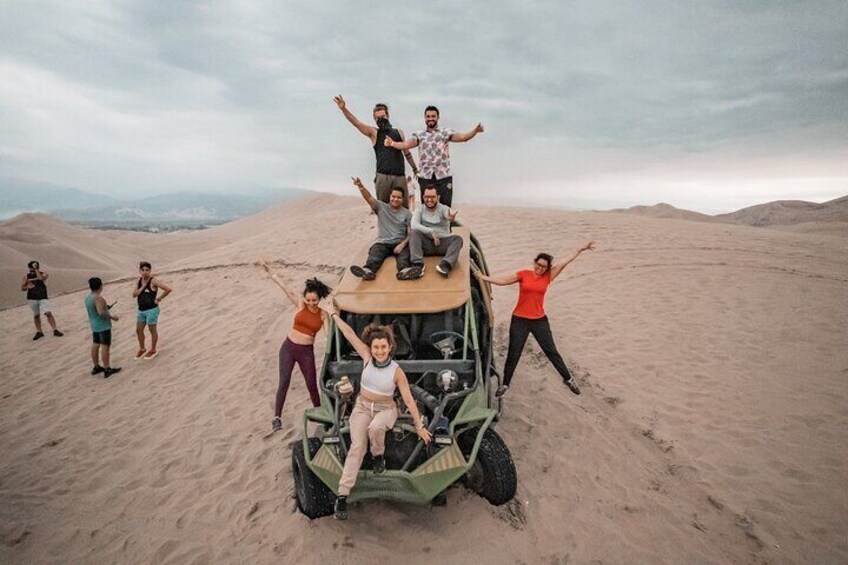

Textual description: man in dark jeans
[333,96,418,208]
[349,177,413,281]
[383,105,484,207]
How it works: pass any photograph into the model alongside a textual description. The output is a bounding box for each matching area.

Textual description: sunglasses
[535,262,549,269]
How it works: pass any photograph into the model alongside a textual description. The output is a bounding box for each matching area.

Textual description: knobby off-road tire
[291,438,335,519]
[458,427,517,506]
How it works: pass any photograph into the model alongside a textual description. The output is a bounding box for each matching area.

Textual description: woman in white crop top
[324,304,432,521]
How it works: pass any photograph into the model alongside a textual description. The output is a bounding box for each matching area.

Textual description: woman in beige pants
[324,305,432,520]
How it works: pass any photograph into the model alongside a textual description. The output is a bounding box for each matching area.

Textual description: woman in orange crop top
[477,241,595,399]
[260,259,332,431]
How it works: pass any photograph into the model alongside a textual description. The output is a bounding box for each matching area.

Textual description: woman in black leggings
[477,241,595,398]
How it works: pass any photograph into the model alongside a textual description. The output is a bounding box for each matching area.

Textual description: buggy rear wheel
[291,438,335,519]
[458,427,517,506]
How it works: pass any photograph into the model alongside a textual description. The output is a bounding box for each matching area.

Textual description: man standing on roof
[333,95,418,208]
[383,105,483,207]
[401,185,463,280]
[348,177,414,281]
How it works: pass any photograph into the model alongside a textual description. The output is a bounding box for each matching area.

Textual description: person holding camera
[21,260,63,340]
[85,277,121,378]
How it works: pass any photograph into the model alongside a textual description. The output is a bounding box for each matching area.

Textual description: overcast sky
[1,1,846,212]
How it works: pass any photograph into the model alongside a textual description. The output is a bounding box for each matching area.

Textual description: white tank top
[360,359,398,396]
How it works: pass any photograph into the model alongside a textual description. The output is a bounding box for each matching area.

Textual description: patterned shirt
[412,127,455,180]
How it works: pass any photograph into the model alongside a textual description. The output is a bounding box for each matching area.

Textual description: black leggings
[503,315,573,387]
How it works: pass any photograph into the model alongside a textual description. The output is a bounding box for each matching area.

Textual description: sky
[1,1,846,213]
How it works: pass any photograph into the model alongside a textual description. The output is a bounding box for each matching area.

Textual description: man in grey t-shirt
[349,177,413,281]
[402,185,463,280]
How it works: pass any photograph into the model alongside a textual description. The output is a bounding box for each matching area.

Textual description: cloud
[0,0,846,211]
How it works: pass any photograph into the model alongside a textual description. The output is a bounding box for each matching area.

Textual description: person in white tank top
[324,305,432,521]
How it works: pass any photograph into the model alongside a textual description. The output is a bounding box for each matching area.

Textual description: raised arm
[352,177,379,212]
[398,130,419,176]
[323,305,371,360]
[258,259,301,308]
[35,269,48,281]
[395,369,432,444]
[449,123,484,143]
[550,241,596,282]
[333,95,376,140]
[384,135,418,151]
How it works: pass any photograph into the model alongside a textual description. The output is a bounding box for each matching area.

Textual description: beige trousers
[337,397,398,496]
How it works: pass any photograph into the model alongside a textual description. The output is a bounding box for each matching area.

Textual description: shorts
[137,306,160,325]
[92,330,112,346]
[29,299,51,316]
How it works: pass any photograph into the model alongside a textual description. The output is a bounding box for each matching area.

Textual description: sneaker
[398,265,424,280]
[272,417,282,431]
[134,349,147,360]
[91,365,105,376]
[350,266,376,281]
[372,455,386,474]
[495,385,509,398]
[33,332,44,341]
[564,377,581,395]
[144,350,158,360]
[436,260,452,277]
[103,367,122,379]
[334,496,348,520]
[53,329,64,337]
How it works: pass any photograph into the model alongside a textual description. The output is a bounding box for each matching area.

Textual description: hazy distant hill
[0,178,309,227]
[614,195,848,232]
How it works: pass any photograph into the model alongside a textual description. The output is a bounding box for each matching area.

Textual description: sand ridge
[1,193,846,564]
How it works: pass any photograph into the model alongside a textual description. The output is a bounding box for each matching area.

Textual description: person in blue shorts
[133,261,172,360]
[85,277,121,378]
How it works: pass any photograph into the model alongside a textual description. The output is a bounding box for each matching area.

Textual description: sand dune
[615,194,848,233]
[1,194,846,564]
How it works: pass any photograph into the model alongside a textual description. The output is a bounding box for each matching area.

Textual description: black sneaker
[33,332,44,341]
[103,367,122,379]
[436,260,452,277]
[564,378,581,395]
[334,496,348,520]
[398,265,424,280]
[495,385,509,398]
[91,365,105,376]
[272,417,282,432]
[350,265,376,280]
[372,455,386,474]
[53,329,64,337]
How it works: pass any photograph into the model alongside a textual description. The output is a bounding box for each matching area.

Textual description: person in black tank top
[21,260,63,340]
[333,96,419,207]
[133,261,172,360]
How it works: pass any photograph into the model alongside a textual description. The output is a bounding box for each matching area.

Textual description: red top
[292,306,323,337]
[513,270,551,319]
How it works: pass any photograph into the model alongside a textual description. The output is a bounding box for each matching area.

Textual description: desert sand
[1,193,846,564]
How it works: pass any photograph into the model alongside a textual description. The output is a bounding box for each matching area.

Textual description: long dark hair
[303,277,331,299]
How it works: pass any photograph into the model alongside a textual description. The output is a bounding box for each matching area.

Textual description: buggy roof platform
[333,226,471,315]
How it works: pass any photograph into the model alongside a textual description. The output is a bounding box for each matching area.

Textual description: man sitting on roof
[401,185,463,280]
[349,177,414,281]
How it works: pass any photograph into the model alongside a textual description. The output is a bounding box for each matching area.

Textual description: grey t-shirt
[376,201,411,244]
[412,203,451,238]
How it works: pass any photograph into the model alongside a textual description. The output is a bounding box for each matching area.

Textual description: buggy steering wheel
[429,331,466,357]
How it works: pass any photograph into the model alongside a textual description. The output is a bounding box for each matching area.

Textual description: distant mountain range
[613,195,848,229]
[0,178,309,227]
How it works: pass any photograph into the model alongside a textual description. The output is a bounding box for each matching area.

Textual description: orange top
[513,270,551,319]
[292,306,323,337]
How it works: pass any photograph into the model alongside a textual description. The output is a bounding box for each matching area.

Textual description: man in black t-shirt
[333,95,419,208]
[20,260,63,340]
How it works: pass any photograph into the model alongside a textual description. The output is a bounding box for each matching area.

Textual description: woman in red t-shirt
[477,241,595,398]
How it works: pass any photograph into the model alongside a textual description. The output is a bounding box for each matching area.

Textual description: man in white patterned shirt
[384,105,484,207]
